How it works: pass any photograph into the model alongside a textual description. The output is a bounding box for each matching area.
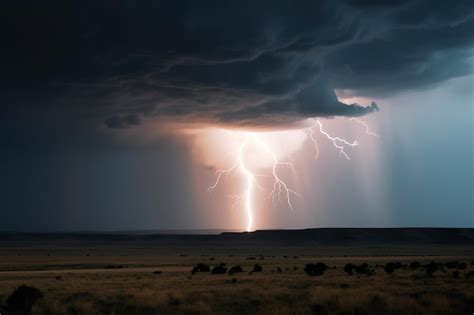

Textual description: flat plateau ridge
[1,228,473,245]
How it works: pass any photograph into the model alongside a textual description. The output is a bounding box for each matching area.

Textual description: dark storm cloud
[104,114,142,129]
[1,0,473,129]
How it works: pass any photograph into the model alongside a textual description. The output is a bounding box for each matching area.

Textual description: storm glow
[196,118,378,231]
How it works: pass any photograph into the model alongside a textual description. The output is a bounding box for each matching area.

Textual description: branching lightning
[349,118,379,137]
[207,118,378,231]
[314,120,359,160]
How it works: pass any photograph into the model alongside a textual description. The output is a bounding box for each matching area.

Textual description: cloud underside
[4,0,474,129]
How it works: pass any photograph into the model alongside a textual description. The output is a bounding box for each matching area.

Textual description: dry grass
[0,253,473,314]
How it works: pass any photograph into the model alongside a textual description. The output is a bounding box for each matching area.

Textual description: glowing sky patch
[198,119,378,231]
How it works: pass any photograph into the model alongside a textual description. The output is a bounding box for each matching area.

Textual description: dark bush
[192,263,210,274]
[211,263,227,274]
[344,263,356,275]
[5,285,43,313]
[424,261,443,277]
[452,271,460,278]
[444,261,467,270]
[465,270,474,279]
[55,276,62,280]
[252,264,263,272]
[153,271,162,275]
[445,261,460,269]
[384,262,404,274]
[228,265,244,275]
[304,262,328,276]
[354,263,375,276]
[277,267,283,273]
[409,261,421,270]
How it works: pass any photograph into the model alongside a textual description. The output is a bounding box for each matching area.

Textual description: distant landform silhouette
[1,228,473,245]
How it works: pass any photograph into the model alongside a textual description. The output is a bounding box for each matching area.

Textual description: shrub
[5,285,43,313]
[409,261,421,270]
[304,263,328,276]
[344,263,356,275]
[252,264,263,272]
[465,270,474,279]
[211,263,227,274]
[445,261,460,269]
[192,263,210,274]
[354,263,375,276]
[228,265,244,275]
[444,261,467,270]
[384,262,404,274]
[424,261,443,277]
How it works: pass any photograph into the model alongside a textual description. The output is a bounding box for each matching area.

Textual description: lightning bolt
[208,133,299,231]
[208,118,378,231]
[314,119,359,160]
[349,118,379,137]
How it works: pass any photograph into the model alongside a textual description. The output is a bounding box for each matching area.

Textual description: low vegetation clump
[5,285,43,313]
[445,260,467,270]
[343,263,356,275]
[228,265,244,275]
[384,262,405,274]
[409,261,421,270]
[304,263,328,276]
[354,263,376,276]
[192,263,210,274]
[424,261,444,277]
[252,264,263,272]
[211,263,227,274]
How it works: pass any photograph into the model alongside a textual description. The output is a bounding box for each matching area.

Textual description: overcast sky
[1,0,473,231]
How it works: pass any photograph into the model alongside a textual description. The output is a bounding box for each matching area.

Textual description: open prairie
[0,229,473,314]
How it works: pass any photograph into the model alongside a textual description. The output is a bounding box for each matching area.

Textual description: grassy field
[0,250,473,314]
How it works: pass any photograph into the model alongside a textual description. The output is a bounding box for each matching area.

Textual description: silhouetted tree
[304,263,328,276]
[5,285,43,313]
[192,263,210,274]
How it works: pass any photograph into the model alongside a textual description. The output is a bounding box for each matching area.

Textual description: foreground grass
[0,255,473,314]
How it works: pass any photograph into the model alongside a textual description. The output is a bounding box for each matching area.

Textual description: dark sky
[1,0,473,231]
